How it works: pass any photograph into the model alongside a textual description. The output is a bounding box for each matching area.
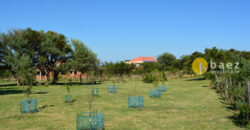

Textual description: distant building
[125,56,157,67]
[35,60,85,81]
[35,70,84,81]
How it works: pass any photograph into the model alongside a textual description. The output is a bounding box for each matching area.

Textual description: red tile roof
[130,57,157,62]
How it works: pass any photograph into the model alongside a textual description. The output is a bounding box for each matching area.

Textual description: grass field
[0,78,243,130]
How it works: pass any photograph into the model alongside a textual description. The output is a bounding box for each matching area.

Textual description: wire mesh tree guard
[65,86,73,103]
[158,85,167,92]
[128,96,144,108]
[76,111,104,130]
[20,86,38,113]
[108,85,117,93]
[128,75,144,109]
[150,89,162,98]
[20,99,38,113]
[92,88,99,97]
[65,95,73,103]
[76,86,104,130]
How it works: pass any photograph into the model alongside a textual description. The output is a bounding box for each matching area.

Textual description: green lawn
[0,78,243,130]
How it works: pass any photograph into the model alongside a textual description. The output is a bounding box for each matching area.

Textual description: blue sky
[0,0,249,62]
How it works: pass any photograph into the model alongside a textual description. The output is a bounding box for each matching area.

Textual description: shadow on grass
[38,104,55,110]
[92,96,102,98]
[0,89,23,95]
[0,83,17,87]
[32,91,48,94]
[0,87,48,95]
[71,99,76,103]
[66,99,77,104]
[55,81,102,86]
[185,77,206,81]
[227,114,247,128]
[1,81,103,87]
[219,96,249,127]
[224,106,238,111]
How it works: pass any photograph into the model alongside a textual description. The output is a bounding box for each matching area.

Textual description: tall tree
[39,31,72,84]
[0,29,36,85]
[204,47,227,65]
[157,52,176,71]
[70,39,98,84]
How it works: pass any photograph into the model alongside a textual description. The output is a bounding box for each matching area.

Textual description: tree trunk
[13,74,20,86]
[210,82,213,89]
[233,79,236,88]
[238,83,241,100]
[229,76,232,85]
[16,78,20,86]
[40,71,42,81]
[45,70,50,85]
[52,71,59,84]
[80,73,82,84]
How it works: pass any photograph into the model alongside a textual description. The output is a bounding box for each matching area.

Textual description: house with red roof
[125,56,157,66]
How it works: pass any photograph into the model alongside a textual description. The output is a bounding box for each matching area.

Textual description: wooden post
[238,82,241,99]
[229,77,232,85]
[225,79,228,102]
[233,79,236,88]
[222,81,225,97]
[134,76,137,97]
[248,81,250,107]
[72,71,75,80]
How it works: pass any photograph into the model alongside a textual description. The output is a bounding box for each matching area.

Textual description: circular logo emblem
[192,58,208,75]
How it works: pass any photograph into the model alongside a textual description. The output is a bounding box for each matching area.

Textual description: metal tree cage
[20,99,38,113]
[128,96,144,108]
[108,85,117,93]
[150,89,162,98]
[92,88,99,97]
[158,85,167,92]
[76,111,104,130]
[65,95,73,103]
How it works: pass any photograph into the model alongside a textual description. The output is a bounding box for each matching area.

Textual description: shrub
[142,73,156,83]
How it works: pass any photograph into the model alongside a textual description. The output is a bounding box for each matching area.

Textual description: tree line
[1,28,249,86]
[0,28,98,85]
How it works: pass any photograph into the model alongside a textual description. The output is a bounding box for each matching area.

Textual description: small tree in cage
[150,73,162,98]
[88,72,99,97]
[65,86,72,103]
[128,75,144,109]
[76,88,103,130]
[158,71,167,92]
[20,85,38,113]
[108,75,118,93]
[65,75,73,103]
[18,58,38,113]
